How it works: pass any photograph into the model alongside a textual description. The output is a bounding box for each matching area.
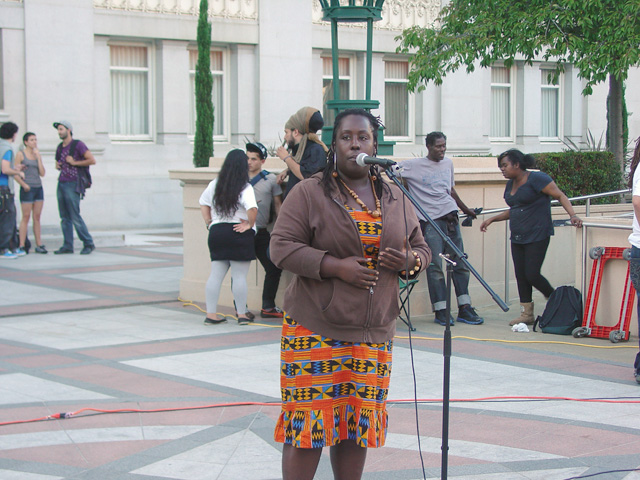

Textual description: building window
[541,69,561,139]
[490,66,513,140]
[384,61,410,138]
[110,45,152,139]
[189,49,226,140]
[322,56,351,127]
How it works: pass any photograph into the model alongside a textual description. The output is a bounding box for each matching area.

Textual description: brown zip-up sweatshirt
[270,174,431,343]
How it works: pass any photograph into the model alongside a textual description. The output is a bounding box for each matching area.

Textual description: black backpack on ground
[533,286,583,335]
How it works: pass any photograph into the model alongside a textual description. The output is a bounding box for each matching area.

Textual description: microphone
[355,153,397,168]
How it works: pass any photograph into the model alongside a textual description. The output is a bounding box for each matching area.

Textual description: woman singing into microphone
[270,109,431,479]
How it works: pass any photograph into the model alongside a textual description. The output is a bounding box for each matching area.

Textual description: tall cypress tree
[193,0,214,167]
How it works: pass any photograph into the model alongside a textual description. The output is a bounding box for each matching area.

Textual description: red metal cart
[572,246,636,343]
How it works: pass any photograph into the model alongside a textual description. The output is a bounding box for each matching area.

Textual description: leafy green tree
[397,0,640,170]
[193,0,214,168]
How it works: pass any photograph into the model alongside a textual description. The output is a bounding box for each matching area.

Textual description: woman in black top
[480,149,582,325]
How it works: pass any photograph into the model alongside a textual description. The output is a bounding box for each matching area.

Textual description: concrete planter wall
[171,157,637,336]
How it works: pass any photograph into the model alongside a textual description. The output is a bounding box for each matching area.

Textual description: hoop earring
[332,153,338,177]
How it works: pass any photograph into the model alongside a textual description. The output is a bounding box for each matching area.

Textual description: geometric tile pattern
[1,232,639,479]
[0,373,112,406]
[132,430,281,480]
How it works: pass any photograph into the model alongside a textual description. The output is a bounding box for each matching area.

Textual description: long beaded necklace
[338,177,382,218]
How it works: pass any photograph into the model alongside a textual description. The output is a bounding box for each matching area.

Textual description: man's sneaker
[35,245,48,254]
[204,316,227,325]
[54,247,74,255]
[0,250,18,260]
[457,305,484,325]
[434,309,454,326]
[80,245,95,255]
[635,371,640,385]
[14,247,26,256]
[261,307,284,318]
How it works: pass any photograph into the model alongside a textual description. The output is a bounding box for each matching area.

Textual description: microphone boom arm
[383,167,509,312]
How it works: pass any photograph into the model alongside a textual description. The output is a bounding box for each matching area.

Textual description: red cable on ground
[2,396,639,427]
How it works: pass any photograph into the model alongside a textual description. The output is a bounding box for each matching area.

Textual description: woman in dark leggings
[480,149,582,325]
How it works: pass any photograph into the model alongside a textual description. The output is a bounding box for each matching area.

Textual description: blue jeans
[629,246,640,376]
[57,181,93,250]
[420,217,471,312]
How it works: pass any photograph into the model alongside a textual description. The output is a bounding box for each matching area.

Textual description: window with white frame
[189,49,226,139]
[322,56,351,127]
[490,66,513,140]
[110,45,152,139]
[384,60,410,138]
[540,69,561,139]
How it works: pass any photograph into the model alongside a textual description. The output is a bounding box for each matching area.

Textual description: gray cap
[53,120,73,132]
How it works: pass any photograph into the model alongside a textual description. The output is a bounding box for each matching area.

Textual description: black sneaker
[54,247,74,255]
[238,316,252,326]
[457,305,484,325]
[35,245,48,254]
[434,310,454,326]
[204,316,227,325]
[635,371,640,385]
[80,245,95,255]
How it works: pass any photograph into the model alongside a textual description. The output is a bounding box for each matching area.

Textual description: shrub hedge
[532,151,624,204]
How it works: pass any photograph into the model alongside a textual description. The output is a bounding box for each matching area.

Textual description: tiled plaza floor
[0,230,639,479]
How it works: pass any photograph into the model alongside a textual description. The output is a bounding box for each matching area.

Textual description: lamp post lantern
[319,0,395,154]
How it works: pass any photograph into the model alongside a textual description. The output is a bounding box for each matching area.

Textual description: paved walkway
[0,230,639,480]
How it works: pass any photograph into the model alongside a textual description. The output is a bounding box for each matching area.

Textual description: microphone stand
[441,253,455,480]
[383,165,509,480]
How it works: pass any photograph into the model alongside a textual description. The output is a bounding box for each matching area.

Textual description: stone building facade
[0,0,637,230]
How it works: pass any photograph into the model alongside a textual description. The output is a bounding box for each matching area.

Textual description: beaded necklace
[338,177,381,218]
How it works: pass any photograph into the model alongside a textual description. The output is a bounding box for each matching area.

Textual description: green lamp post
[319,0,395,155]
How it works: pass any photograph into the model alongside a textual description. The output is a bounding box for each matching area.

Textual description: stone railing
[93,0,258,19]
[312,0,440,30]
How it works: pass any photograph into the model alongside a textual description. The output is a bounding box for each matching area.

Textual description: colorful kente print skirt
[274,315,392,449]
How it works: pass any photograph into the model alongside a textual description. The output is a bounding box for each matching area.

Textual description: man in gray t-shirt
[246,142,284,318]
[400,132,483,326]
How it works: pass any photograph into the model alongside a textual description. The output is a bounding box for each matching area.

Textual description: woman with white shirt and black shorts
[199,149,257,326]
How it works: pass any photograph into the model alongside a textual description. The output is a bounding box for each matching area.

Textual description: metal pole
[366,18,373,100]
[331,19,340,102]
[582,199,591,311]
[441,255,454,480]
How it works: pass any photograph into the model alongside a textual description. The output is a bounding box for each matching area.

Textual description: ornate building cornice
[93,0,258,20]
[312,0,440,30]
